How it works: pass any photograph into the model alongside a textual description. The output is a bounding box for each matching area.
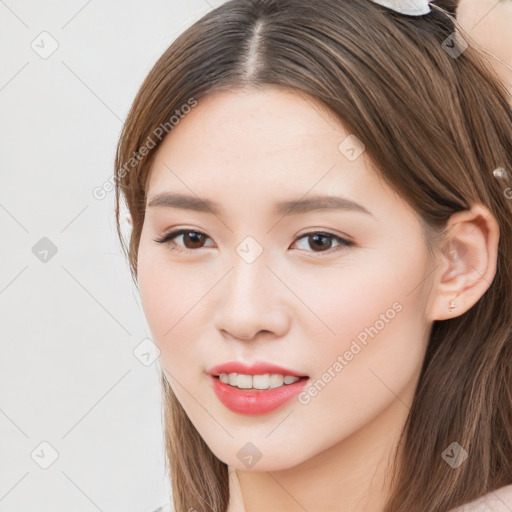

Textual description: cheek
[137,256,209,406]
[290,249,426,344]
[137,243,215,366]
[137,246,171,339]
[297,255,429,423]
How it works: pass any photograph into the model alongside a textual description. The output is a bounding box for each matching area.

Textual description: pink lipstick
[207,361,309,415]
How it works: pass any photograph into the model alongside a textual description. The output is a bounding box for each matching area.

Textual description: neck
[234,378,415,512]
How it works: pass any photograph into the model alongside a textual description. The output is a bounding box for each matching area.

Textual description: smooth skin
[136,86,499,512]
[457,0,512,99]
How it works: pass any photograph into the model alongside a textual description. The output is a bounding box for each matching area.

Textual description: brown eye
[154,229,214,252]
[293,232,353,254]
[306,234,333,251]
[155,229,353,256]
[180,231,208,249]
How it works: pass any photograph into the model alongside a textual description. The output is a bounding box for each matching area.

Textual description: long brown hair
[114,1,512,511]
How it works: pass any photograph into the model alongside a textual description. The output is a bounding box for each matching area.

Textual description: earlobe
[427,203,500,321]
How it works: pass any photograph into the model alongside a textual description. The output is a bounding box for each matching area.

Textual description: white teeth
[269,374,284,388]
[237,374,253,389]
[218,373,302,390]
[254,374,274,389]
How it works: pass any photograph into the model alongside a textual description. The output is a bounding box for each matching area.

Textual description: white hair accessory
[369,0,432,16]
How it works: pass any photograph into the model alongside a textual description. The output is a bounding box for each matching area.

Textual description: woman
[114,1,512,510]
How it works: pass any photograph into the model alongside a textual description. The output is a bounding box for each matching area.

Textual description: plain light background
[0,1,226,511]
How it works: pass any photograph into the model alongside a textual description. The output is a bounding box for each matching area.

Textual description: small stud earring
[448,300,456,312]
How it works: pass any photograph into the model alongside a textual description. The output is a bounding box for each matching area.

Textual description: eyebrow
[147,192,373,217]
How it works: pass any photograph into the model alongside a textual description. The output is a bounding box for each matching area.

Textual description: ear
[427,202,500,321]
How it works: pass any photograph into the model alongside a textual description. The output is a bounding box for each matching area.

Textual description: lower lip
[209,375,309,415]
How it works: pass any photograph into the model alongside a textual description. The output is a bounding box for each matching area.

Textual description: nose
[213,256,292,341]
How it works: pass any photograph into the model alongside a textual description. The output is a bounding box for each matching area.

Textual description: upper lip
[207,361,309,378]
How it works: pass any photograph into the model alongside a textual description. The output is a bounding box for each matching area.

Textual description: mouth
[209,374,310,415]
[211,373,309,391]
[207,361,309,380]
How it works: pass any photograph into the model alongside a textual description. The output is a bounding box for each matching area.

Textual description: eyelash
[153,229,354,256]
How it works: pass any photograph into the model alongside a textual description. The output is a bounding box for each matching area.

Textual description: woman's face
[137,86,438,471]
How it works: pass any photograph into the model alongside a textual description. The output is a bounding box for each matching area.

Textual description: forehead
[144,86,410,224]
[148,86,365,189]
[163,87,345,158]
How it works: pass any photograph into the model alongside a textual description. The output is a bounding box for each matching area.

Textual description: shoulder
[448,483,512,512]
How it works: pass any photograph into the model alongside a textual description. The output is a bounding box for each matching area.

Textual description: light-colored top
[447,483,512,512]
[226,465,512,512]
[155,467,512,512]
